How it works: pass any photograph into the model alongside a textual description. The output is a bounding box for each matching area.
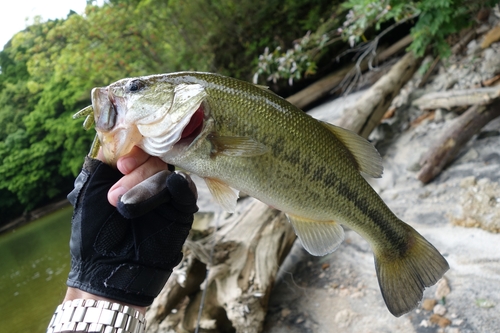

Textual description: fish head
[91,75,207,165]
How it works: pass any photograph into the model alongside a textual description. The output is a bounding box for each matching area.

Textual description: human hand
[65,147,198,308]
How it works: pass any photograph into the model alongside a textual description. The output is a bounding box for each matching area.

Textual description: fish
[76,71,449,317]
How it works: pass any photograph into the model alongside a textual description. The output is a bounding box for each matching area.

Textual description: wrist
[48,288,147,333]
[64,287,147,315]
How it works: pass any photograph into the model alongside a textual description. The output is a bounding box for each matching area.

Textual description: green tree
[0,0,334,225]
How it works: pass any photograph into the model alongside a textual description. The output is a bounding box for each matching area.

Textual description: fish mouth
[93,87,117,132]
[92,87,142,165]
[181,105,204,139]
[175,104,206,147]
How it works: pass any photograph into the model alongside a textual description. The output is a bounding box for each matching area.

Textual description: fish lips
[91,86,140,164]
[92,87,118,132]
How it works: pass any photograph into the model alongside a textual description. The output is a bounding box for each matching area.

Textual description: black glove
[66,157,198,306]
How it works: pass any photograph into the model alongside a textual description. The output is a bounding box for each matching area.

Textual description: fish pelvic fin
[320,121,383,178]
[374,227,449,317]
[208,134,269,157]
[204,177,239,213]
[287,214,345,256]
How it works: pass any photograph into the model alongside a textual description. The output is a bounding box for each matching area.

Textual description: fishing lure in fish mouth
[75,71,449,317]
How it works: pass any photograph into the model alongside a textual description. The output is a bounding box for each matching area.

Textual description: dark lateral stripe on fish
[311,165,406,254]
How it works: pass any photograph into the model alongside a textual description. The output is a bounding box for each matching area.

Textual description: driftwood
[417,56,440,88]
[146,198,296,333]
[337,51,422,137]
[412,86,500,110]
[287,34,413,110]
[451,28,476,55]
[417,98,500,183]
[481,23,500,49]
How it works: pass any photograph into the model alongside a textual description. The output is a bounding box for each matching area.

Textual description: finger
[116,146,151,175]
[117,170,173,219]
[108,155,169,206]
[166,172,198,211]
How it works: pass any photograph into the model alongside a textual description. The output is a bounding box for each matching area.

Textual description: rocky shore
[260,34,500,333]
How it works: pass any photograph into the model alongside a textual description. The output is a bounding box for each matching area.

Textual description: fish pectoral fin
[209,134,269,157]
[286,214,345,256]
[204,177,239,213]
[320,121,383,178]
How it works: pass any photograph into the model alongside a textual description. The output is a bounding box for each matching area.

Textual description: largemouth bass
[77,72,449,317]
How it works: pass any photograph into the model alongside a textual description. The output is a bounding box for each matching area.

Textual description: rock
[422,298,437,311]
[481,47,500,77]
[466,40,481,55]
[280,308,291,319]
[435,278,451,300]
[429,314,452,327]
[334,309,355,328]
[433,304,447,316]
[450,177,500,233]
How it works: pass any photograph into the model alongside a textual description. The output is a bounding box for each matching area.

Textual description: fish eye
[126,79,146,92]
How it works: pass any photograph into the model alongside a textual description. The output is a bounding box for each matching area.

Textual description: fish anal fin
[375,227,449,317]
[204,177,239,213]
[209,134,269,157]
[286,214,345,256]
[320,121,383,178]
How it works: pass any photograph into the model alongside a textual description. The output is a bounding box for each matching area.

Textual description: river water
[0,206,72,332]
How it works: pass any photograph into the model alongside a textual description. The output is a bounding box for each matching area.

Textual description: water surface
[0,206,72,332]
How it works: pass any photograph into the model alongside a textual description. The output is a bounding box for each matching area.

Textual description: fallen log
[451,28,476,55]
[337,51,422,137]
[412,86,500,110]
[146,198,296,333]
[287,34,413,110]
[417,98,500,183]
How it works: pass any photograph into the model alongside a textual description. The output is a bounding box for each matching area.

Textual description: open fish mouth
[177,104,205,145]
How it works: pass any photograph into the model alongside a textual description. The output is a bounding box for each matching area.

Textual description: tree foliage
[0,0,333,225]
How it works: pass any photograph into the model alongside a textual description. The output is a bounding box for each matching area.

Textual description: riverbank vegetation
[0,0,495,226]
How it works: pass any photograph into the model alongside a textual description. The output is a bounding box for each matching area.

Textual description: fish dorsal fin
[204,177,239,213]
[253,84,269,90]
[208,134,269,157]
[286,214,345,256]
[320,121,383,178]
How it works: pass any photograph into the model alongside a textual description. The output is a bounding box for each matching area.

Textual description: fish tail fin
[374,227,449,317]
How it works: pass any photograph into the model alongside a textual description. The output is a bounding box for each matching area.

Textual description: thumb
[117,170,173,219]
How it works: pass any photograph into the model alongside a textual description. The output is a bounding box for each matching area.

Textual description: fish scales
[84,71,449,317]
[166,72,404,248]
